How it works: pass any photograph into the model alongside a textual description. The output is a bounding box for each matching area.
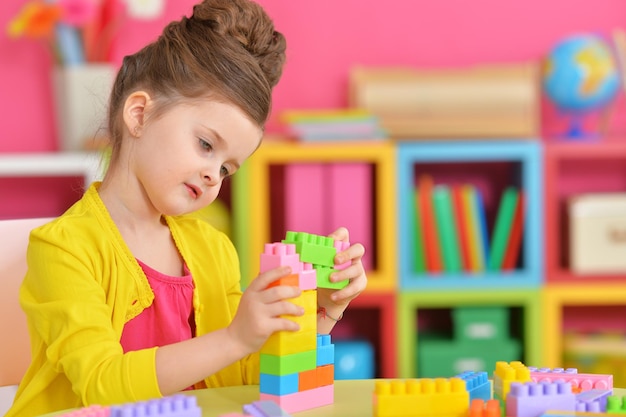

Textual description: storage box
[417,336,521,378]
[453,306,510,342]
[569,193,626,274]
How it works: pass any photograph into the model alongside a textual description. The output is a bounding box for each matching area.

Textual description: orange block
[317,364,334,387]
[267,273,299,288]
[299,368,318,391]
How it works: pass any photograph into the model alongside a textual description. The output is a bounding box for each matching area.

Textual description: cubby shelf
[332,292,397,378]
[544,140,626,284]
[397,140,543,290]
[397,288,542,379]
[542,283,626,370]
[232,140,397,292]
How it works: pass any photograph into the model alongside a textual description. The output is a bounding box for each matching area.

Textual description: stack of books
[280,109,387,142]
[411,175,525,274]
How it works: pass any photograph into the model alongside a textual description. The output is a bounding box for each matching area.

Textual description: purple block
[243,400,292,417]
[576,389,612,412]
[506,381,576,417]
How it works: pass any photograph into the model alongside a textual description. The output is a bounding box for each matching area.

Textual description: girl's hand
[318,227,367,309]
[227,266,303,356]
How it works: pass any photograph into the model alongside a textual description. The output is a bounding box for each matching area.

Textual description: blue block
[259,372,298,395]
[455,370,491,402]
[334,339,374,380]
[317,334,334,366]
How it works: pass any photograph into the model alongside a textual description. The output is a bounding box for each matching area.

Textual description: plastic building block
[539,413,626,417]
[575,389,612,412]
[55,396,201,417]
[298,368,318,392]
[282,231,336,267]
[506,381,576,417]
[493,361,532,402]
[529,367,613,392]
[314,264,348,289]
[56,405,110,417]
[260,350,316,376]
[260,372,299,396]
[260,243,303,274]
[316,334,334,366]
[260,384,333,414]
[243,400,292,417]
[469,399,500,417]
[109,395,201,417]
[373,378,469,417]
[260,329,317,356]
[299,263,317,290]
[607,395,626,414]
[456,371,491,402]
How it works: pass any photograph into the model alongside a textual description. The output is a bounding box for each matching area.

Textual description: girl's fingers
[328,227,349,242]
[248,266,293,291]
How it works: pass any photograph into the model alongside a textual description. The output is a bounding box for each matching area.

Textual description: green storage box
[452,306,510,342]
[417,336,521,378]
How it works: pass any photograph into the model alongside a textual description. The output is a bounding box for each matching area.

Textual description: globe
[543,34,621,138]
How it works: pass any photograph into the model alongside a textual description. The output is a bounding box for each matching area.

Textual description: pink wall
[1,0,626,215]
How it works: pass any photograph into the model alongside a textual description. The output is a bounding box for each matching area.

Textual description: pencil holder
[52,64,115,151]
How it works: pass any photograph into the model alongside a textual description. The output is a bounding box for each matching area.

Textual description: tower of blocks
[257,231,349,413]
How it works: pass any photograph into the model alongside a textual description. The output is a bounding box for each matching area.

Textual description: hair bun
[191,0,286,87]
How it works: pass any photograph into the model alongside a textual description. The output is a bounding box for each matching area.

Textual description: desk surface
[44,380,375,417]
[45,380,626,417]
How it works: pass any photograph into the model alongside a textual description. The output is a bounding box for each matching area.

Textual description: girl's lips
[186,183,202,199]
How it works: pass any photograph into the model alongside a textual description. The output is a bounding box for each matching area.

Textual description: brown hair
[106,0,286,161]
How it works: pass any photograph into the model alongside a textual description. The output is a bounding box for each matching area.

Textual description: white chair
[0,217,52,415]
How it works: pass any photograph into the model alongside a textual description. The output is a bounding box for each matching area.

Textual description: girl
[7,0,367,416]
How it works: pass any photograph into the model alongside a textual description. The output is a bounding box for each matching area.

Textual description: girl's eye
[220,166,230,177]
[199,139,212,150]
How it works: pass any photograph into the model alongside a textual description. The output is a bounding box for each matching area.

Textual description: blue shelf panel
[397,140,544,290]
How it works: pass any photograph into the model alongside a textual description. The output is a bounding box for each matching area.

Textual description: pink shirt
[120,259,195,352]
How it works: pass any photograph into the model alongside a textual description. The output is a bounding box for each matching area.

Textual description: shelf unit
[398,288,542,378]
[544,140,626,283]
[232,140,397,292]
[0,152,103,185]
[397,140,543,289]
[0,152,103,219]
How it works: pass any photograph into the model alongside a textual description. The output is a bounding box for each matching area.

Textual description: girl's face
[131,98,262,217]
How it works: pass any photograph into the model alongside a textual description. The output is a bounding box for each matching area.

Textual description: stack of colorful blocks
[256,231,349,413]
[373,361,620,417]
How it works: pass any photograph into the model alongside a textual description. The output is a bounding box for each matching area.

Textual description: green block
[315,265,349,289]
[417,337,521,378]
[453,306,510,342]
[260,350,316,376]
[283,231,336,267]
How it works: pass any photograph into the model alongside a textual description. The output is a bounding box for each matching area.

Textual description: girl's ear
[122,91,151,137]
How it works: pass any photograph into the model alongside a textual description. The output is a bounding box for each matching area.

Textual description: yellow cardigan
[7,183,258,417]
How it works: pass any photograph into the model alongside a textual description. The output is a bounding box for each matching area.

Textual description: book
[418,175,442,273]
[412,187,426,273]
[451,185,471,272]
[488,187,520,271]
[474,187,490,271]
[432,185,462,272]
[502,191,526,271]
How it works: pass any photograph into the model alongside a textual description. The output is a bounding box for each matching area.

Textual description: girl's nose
[201,164,220,186]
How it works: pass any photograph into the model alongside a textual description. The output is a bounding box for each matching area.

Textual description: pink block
[285,164,326,235]
[260,384,334,413]
[260,242,303,274]
[528,367,613,392]
[328,163,372,271]
[299,263,317,290]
